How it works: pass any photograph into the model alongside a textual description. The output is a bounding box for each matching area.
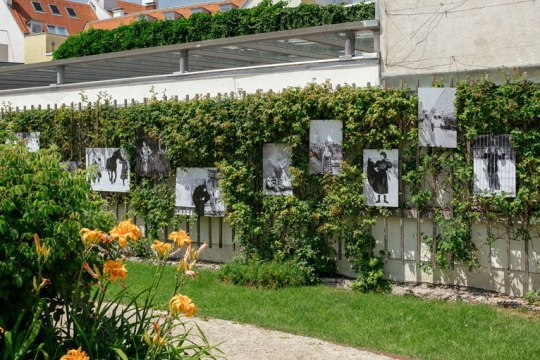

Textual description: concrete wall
[380,0,540,78]
[0,44,8,62]
[118,207,539,296]
[0,1,25,63]
[0,59,379,108]
[24,34,69,64]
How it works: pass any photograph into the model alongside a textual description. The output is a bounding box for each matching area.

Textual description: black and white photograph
[85,148,130,192]
[309,120,343,174]
[5,132,40,152]
[418,87,457,148]
[135,134,170,177]
[473,135,516,197]
[363,149,399,207]
[263,144,293,195]
[175,168,226,217]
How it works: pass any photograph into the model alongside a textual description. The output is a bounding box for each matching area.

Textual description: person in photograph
[265,154,292,193]
[120,157,129,186]
[483,137,505,191]
[367,152,393,204]
[192,179,211,216]
[321,142,332,173]
[140,141,152,175]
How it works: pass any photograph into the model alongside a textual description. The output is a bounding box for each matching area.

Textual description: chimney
[112,8,124,17]
[142,0,158,10]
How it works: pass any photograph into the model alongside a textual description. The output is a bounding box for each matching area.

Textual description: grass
[110,261,540,360]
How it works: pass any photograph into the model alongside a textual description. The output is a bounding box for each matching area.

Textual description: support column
[56,65,65,85]
[179,50,189,74]
[344,31,356,57]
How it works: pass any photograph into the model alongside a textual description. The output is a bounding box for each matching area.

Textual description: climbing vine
[2,79,539,288]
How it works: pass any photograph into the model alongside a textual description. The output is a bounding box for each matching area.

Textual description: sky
[71,0,226,9]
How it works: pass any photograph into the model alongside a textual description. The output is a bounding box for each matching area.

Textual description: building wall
[24,34,69,64]
[0,60,379,107]
[0,44,8,62]
[380,0,540,78]
[0,1,25,63]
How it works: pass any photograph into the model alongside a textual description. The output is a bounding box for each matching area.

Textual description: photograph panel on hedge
[5,132,40,152]
[363,149,399,207]
[473,134,516,197]
[309,120,343,174]
[85,148,130,192]
[263,143,293,195]
[418,87,457,148]
[175,167,225,217]
[136,134,170,177]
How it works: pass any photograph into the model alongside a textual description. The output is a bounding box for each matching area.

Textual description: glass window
[49,4,61,15]
[163,12,179,20]
[29,21,43,34]
[65,7,77,18]
[32,1,45,13]
[47,25,68,36]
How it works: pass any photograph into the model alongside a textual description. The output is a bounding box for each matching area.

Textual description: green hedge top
[53,1,375,59]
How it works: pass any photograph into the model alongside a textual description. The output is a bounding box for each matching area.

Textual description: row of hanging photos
[8,87,516,217]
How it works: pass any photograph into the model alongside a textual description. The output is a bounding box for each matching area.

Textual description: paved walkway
[191,317,396,360]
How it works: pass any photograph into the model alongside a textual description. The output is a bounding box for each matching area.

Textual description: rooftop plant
[53,1,375,59]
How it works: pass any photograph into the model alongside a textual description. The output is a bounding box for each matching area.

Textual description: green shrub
[53,1,375,59]
[219,259,312,289]
[524,289,540,305]
[0,142,114,329]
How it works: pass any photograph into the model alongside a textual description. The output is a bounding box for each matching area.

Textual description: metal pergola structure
[0,20,379,92]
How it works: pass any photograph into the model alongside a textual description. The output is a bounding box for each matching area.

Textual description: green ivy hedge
[53,1,375,59]
[2,80,539,285]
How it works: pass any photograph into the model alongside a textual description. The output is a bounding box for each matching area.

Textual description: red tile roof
[86,0,243,31]
[117,0,148,14]
[8,0,98,35]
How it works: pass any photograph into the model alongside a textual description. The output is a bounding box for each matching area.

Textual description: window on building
[89,2,96,11]
[49,4,61,15]
[190,7,210,14]
[47,25,68,36]
[32,1,45,13]
[28,21,43,34]
[219,4,237,12]
[65,7,77,18]
[163,12,180,20]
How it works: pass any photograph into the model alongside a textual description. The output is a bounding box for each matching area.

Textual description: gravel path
[189,317,396,360]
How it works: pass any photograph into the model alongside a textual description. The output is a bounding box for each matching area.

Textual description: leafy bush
[53,1,375,59]
[0,142,114,329]
[219,259,313,289]
[524,289,540,305]
[0,143,216,358]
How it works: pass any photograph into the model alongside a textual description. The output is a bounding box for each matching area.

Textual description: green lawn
[110,261,540,360]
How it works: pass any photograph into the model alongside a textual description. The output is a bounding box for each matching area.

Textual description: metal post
[56,65,65,85]
[179,50,188,74]
[344,31,355,57]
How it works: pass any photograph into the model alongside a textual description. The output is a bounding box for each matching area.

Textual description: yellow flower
[79,228,109,246]
[34,233,50,260]
[60,347,90,360]
[110,219,141,247]
[169,294,197,317]
[168,230,192,248]
[151,240,172,258]
[103,258,127,283]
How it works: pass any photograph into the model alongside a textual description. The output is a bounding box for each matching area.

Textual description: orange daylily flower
[79,228,109,246]
[169,294,197,317]
[0,325,4,339]
[103,258,127,283]
[60,347,90,360]
[144,322,167,347]
[168,230,192,248]
[34,233,50,260]
[178,243,207,279]
[109,219,142,247]
[151,240,172,258]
